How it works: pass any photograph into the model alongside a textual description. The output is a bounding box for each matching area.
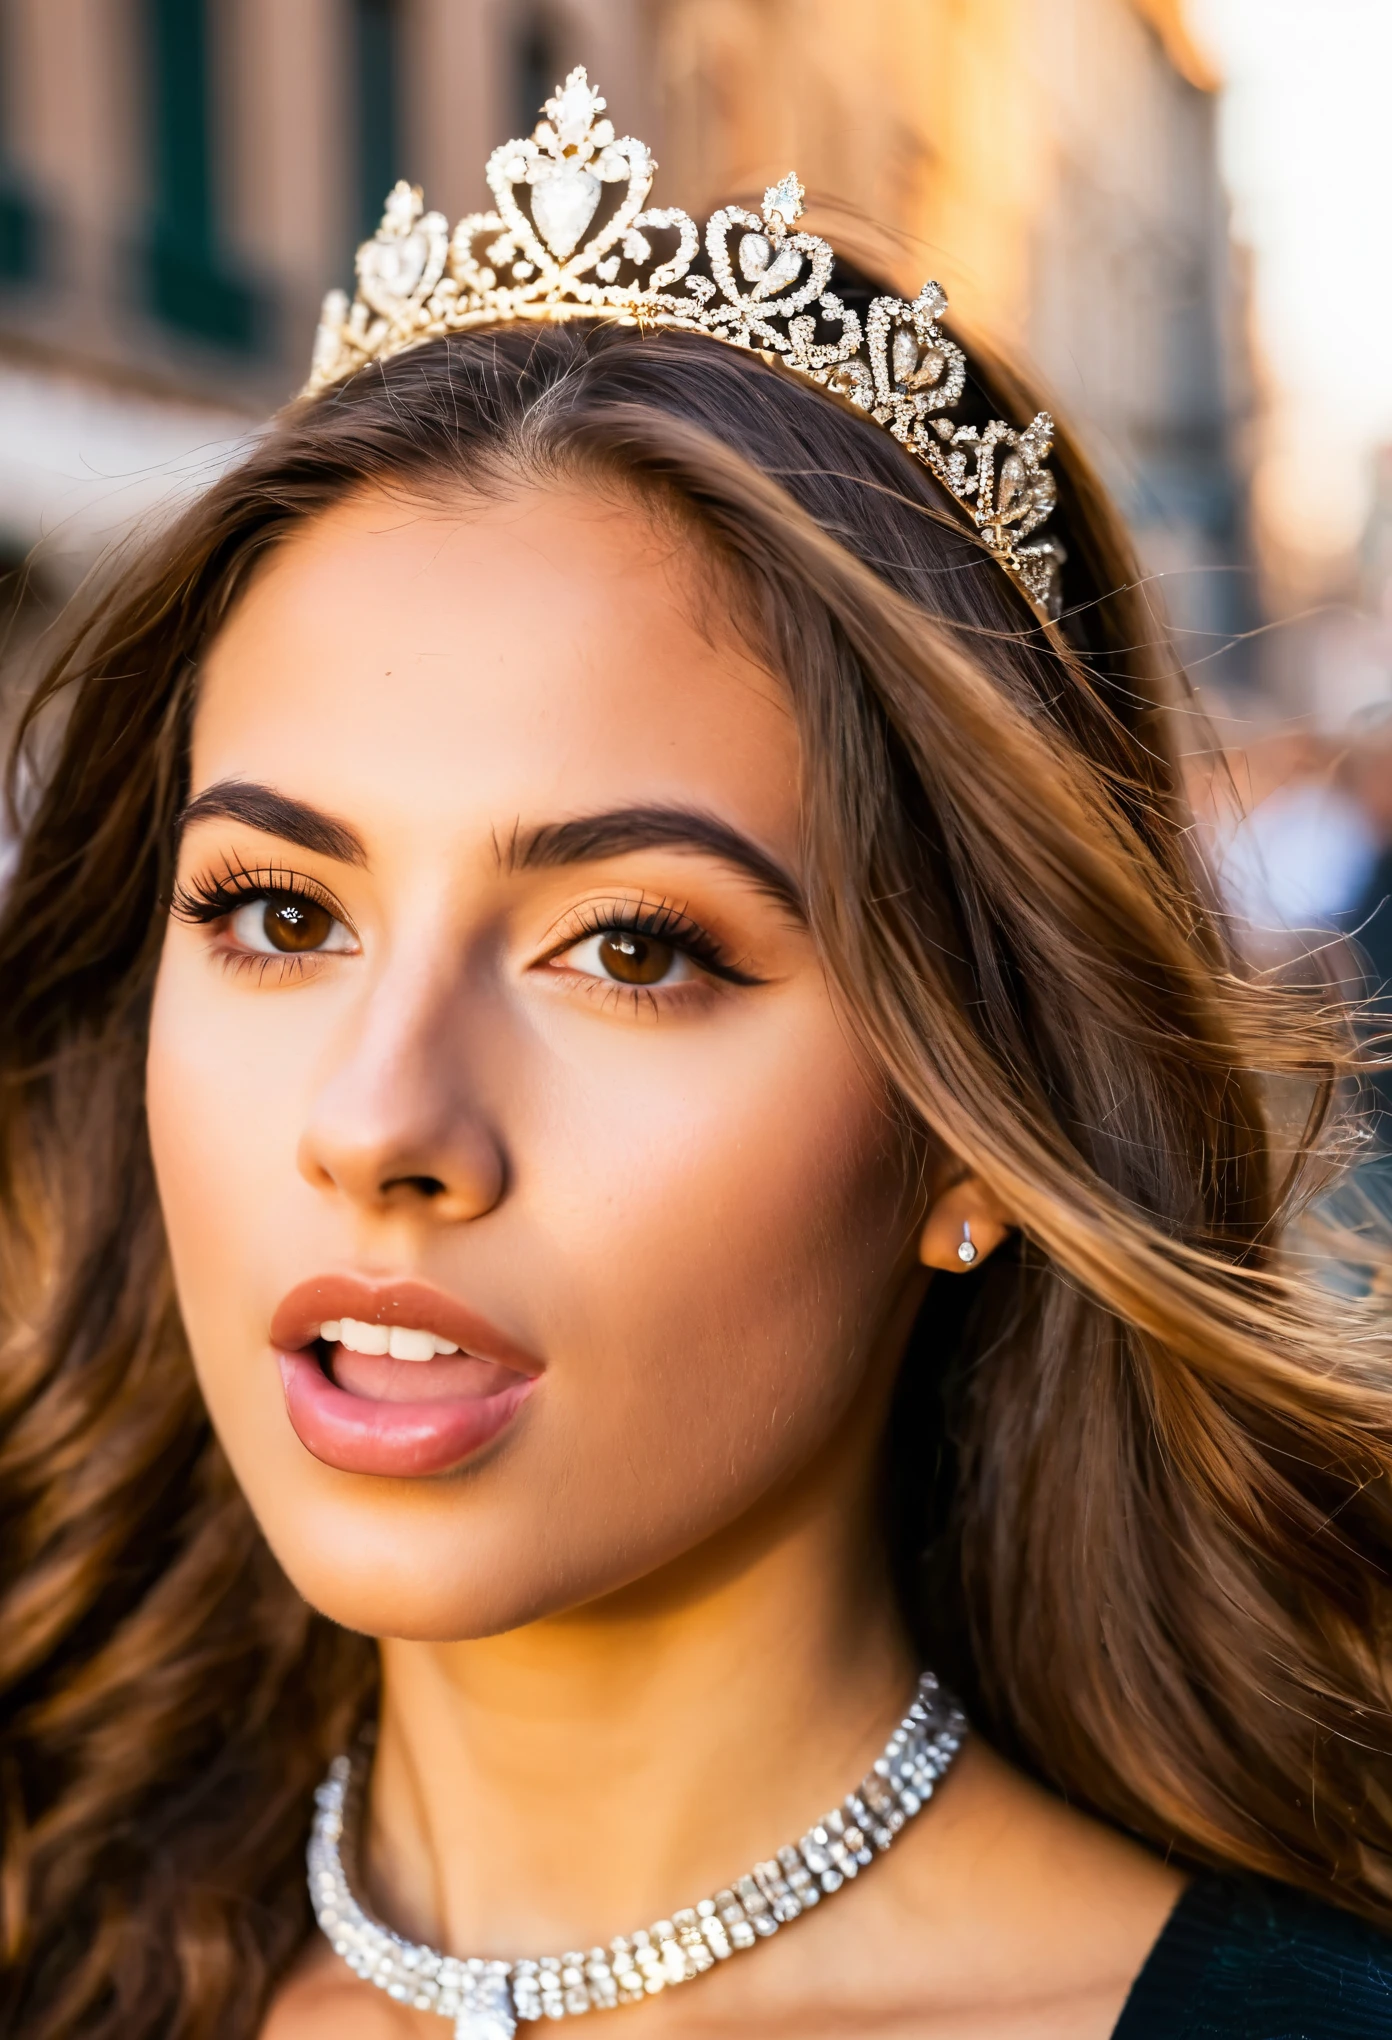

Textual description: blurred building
[652,0,1254,674]
[0,0,1254,676]
[1361,446,1392,625]
[1257,449,1392,739]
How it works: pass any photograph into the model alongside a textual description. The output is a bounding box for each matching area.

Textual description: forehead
[191,486,799,847]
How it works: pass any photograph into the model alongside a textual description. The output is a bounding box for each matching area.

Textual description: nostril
[382,1173,448,1199]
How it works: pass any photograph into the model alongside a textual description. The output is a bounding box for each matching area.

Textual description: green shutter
[142,0,266,349]
[353,0,401,242]
[0,7,41,282]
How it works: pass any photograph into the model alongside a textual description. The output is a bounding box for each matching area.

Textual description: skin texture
[146,486,1179,2037]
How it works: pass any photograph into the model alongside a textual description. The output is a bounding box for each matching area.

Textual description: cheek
[145,941,317,1384]
[509,997,915,1525]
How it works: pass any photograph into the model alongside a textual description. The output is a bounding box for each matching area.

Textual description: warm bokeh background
[0,0,1389,979]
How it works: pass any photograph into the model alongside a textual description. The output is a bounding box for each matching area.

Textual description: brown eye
[221,889,355,963]
[262,895,334,951]
[596,932,677,984]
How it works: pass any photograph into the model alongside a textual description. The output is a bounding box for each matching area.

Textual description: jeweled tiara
[306,68,1064,622]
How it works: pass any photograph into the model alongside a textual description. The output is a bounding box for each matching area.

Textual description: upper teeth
[320,1318,460,1361]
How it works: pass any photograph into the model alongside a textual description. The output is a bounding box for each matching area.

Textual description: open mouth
[316,1315,524,1402]
[273,1280,539,1478]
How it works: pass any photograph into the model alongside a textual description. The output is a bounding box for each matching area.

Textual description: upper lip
[270,1275,542,1375]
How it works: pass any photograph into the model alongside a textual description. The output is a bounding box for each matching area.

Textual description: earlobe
[917,1176,1013,1273]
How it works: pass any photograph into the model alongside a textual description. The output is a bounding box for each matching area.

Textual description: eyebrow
[507,806,805,917]
[176,779,368,866]
[176,783,804,916]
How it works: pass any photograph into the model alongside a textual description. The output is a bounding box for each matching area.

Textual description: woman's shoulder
[1114,1873,1392,2039]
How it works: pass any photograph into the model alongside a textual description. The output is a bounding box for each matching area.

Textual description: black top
[1113,1876,1392,2038]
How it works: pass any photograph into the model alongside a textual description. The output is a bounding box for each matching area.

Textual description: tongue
[329,1349,526,1404]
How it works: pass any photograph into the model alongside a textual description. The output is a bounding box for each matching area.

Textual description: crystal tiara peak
[306,68,1065,622]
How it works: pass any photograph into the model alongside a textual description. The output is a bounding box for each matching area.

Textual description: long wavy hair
[3,307,1391,2038]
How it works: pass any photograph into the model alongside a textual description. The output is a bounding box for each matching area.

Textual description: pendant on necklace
[307,1670,967,2035]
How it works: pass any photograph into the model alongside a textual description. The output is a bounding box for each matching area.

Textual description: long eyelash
[170,860,344,927]
[558,898,763,986]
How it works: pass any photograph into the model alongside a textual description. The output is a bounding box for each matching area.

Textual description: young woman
[3,72,1392,2040]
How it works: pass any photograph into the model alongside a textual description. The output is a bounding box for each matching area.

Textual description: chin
[240,1437,786,1645]
[262,1520,586,1643]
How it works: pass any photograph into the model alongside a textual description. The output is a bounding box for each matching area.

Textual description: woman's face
[147,484,927,1639]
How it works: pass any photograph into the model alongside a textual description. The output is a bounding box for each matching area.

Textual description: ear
[917,1173,1014,1273]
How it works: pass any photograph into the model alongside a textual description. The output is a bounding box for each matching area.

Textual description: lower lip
[277,1348,536,1477]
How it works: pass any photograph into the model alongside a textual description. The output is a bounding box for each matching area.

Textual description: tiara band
[306,68,1064,623]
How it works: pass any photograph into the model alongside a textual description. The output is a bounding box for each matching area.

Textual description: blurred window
[353,0,402,242]
[512,11,566,143]
[0,7,39,284]
[142,0,264,350]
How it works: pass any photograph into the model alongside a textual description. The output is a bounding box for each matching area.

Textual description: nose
[297,961,506,1225]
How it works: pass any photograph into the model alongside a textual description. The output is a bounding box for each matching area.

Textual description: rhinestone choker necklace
[308,1672,965,2039]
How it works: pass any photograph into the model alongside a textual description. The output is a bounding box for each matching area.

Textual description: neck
[363,1449,917,1957]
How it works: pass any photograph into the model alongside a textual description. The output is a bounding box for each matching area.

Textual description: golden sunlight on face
[146,486,924,1638]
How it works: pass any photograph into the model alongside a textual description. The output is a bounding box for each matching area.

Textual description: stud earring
[956,1222,978,1266]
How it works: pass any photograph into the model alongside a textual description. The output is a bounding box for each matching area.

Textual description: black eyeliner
[171,862,345,928]
[559,899,764,987]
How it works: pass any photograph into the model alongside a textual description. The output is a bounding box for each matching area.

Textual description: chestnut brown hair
[3,313,1391,2038]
